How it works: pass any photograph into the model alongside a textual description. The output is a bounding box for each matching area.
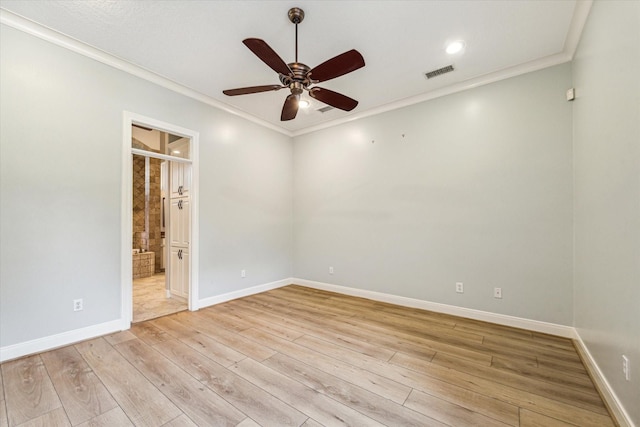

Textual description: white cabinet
[170,163,191,198]
[169,247,189,298]
[169,198,190,247]
[168,160,191,301]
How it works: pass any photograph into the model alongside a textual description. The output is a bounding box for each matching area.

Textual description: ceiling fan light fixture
[446,40,466,55]
[222,7,365,121]
[298,99,310,109]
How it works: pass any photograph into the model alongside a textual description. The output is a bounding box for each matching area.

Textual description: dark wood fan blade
[308,49,365,83]
[223,85,284,96]
[281,94,299,121]
[243,38,292,76]
[309,87,358,111]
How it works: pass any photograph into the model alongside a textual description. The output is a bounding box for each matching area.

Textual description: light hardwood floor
[133,273,187,323]
[1,285,615,426]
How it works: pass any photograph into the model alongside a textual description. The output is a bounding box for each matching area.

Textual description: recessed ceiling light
[298,99,310,109]
[172,150,180,154]
[446,40,465,55]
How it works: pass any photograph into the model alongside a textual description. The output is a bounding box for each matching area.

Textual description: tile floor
[133,273,187,323]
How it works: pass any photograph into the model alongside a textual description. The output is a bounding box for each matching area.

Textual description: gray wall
[2,6,638,423]
[0,25,293,348]
[572,1,640,424]
[293,64,574,325]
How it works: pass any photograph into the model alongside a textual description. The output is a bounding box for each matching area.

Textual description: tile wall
[132,252,155,279]
[132,143,163,275]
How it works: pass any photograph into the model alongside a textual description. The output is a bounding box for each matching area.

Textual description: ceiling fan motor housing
[279,62,311,88]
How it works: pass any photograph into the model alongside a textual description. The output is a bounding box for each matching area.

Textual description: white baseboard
[197,277,291,309]
[0,278,577,358]
[0,278,291,363]
[293,278,637,425]
[292,278,576,338]
[573,334,635,427]
[0,318,126,363]
[3,277,630,427]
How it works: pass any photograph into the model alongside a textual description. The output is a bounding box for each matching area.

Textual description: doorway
[132,149,188,322]
[121,112,199,328]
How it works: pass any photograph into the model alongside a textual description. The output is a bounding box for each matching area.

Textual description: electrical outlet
[456,282,464,293]
[623,355,631,381]
[241,269,246,278]
[494,287,503,299]
[329,266,334,274]
[73,299,83,312]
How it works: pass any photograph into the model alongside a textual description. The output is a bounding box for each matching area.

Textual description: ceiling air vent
[317,106,335,113]
[424,65,454,79]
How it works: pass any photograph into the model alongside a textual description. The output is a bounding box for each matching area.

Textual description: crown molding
[2,2,593,139]
[0,8,293,137]
[292,52,572,137]
[292,0,593,137]
[563,0,593,60]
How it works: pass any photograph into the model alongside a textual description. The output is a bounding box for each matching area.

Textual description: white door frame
[121,111,199,329]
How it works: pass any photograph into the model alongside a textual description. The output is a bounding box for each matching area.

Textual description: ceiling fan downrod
[280,8,310,91]
[288,7,305,63]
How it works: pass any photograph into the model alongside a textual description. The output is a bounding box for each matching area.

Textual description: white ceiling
[0,1,586,135]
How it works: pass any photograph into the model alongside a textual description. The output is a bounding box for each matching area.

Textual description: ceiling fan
[222,7,365,121]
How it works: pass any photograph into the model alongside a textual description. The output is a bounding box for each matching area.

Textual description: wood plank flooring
[0,285,616,426]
